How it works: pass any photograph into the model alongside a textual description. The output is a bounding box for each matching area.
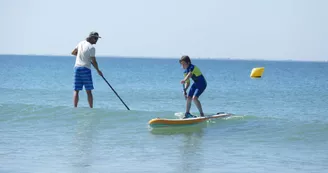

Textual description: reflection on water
[71,112,100,173]
[149,122,207,135]
[149,123,206,173]
[178,130,205,173]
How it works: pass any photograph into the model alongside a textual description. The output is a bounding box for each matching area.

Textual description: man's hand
[97,70,103,76]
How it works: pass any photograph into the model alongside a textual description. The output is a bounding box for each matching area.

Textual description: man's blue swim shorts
[73,67,94,91]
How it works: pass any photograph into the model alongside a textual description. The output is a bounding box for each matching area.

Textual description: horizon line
[0,53,327,63]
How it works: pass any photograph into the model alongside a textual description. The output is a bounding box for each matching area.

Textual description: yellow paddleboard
[148,112,232,128]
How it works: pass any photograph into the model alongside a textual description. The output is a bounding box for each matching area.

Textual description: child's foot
[183,113,196,119]
[200,113,205,117]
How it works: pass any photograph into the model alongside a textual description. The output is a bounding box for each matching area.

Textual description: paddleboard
[148,112,233,128]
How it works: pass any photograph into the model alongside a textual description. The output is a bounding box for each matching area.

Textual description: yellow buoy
[250,67,264,78]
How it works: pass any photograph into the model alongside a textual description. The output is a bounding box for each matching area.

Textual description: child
[179,55,207,118]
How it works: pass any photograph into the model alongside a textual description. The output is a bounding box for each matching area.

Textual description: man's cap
[89,31,101,38]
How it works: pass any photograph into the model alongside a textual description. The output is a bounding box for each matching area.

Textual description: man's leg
[73,67,83,108]
[73,90,79,107]
[83,67,94,108]
[86,90,93,108]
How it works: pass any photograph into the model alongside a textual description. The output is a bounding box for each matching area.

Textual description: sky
[1,0,327,61]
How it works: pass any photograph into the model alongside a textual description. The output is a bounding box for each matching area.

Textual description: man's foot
[183,113,196,119]
[200,113,205,117]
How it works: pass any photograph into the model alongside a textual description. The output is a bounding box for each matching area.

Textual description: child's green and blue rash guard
[184,64,207,85]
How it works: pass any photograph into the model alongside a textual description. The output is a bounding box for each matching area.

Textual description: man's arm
[91,56,103,76]
[71,48,78,56]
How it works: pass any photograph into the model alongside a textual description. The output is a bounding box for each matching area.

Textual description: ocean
[0,54,327,173]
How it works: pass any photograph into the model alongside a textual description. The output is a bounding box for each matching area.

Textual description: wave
[0,102,271,123]
[2,103,327,132]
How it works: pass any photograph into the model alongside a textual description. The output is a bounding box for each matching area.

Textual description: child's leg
[186,96,192,113]
[193,96,204,117]
[186,84,197,114]
[194,84,207,117]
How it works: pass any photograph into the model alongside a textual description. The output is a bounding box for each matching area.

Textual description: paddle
[100,75,130,110]
[182,84,187,100]
[92,62,130,110]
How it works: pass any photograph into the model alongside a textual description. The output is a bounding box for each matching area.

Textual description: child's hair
[179,55,191,64]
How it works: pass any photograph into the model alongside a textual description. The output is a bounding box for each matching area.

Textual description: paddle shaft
[91,62,130,110]
[101,75,130,110]
[182,84,187,94]
[182,84,187,100]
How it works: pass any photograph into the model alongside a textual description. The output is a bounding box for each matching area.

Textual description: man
[71,31,103,108]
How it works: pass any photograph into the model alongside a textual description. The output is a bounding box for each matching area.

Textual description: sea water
[1,55,327,173]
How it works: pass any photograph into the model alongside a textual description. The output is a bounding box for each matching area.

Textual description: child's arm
[184,82,190,91]
[182,72,192,83]
[181,72,192,88]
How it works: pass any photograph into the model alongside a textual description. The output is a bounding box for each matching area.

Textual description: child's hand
[180,80,185,84]
[183,91,187,99]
